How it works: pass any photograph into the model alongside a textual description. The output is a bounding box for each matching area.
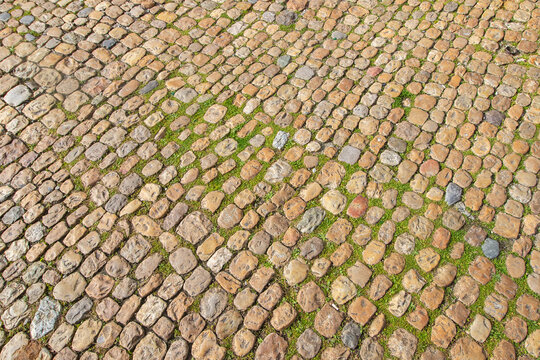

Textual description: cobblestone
[0,0,538,358]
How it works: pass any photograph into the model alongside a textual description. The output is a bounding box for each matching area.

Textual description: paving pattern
[0,0,539,359]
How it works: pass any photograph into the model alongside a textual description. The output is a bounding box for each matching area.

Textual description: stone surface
[482,238,500,259]
[388,328,417,360]
[0,1,537,357]
[4,85,31,106]
[255,333,287,360]
[296,207,325,233]
[30,297,61,339]
[445,183,463,205]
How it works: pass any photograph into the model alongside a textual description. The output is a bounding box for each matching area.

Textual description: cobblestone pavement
[0,0,538,359]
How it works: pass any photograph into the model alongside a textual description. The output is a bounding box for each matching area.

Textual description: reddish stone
[420,159,440,177]
[347,195,368,218]
[367,67,383,77]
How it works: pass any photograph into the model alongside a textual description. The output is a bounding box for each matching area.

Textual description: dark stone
[341,321,362,349]
[484,110,504,127]
[482,238,499,259]
[445,183,462,205]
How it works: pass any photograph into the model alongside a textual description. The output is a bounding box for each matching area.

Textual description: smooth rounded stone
[165,339,189,360]
[184,267,212,297]
[296,207,326,233]
[332,31,346,40]
[353,104,369,117]
[0,13,10,21]
[442,208,466,231]
[65,296,93,324]
[277,55,291,67]
[445,183,462,205]
[104,194,128,214]
[297,281,325,313]
[330,275,356,305]
[248,231,271,254]
[388,137,407,153]
[2,299,28,330]
[204,104,227,124]
[179,313,206,343]
[112,277,137,300]
[177,211,213,245]
[338,145,361,165]
[271,302,297,330]
[4,85,31,107]
[484,110,504,127]
[297,329,322,359]
[527,273,540,295]
[283,259,309,285]
[30,296,61,339]
[132,215,161,237]
[482,238,500,259]
[19,15,34,25]
[53,272,86,302]
[388,290,412,317]
[249,134,265,148]
[72,319,102,352]
[207,247,232,273]
[233,328,255,356]
[217,204,242,229]
[169,247,197,274]
[380,150,402,166]
[272,131,289,150]
[90,184,109,206]
[25,222,46,243]
[296,65,315,80]
[342,321,362,349]
[299,237,324,260]
[0,186,13,202]
[509,184,532,204]
[314,304,344,338]
[433,264,457,287]
[22,262,47,284]
[215,310,242,339]
[175,88,197,103]
[2,206,24,224]
[200,288,228,321]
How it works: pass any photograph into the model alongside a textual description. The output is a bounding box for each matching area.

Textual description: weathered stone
[296,207,325,233]
[133,333,167,360]
[177,212,213,245]
[53,273,86,302]
[388,328,417,360]
[255,333,287,360]
[30,297,61,339]
[450,337,486,360]
[314,304,344,338]
[264,160,292,184]
[321,190,347,215]
[297,329,321,359]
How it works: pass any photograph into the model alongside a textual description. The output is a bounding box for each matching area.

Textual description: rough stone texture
[30,297,61,339]
[0,0,537,358]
